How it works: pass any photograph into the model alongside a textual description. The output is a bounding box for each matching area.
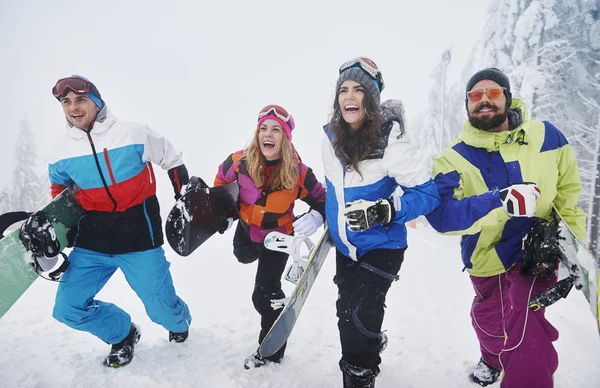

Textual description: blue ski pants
[52,247,191,344]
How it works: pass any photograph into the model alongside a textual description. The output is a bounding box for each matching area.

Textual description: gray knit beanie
[336,67,381,106]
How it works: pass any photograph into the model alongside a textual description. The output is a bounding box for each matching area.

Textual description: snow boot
[243,347,284,369]
[103,323,141,368]
[244,350,269,369]
[169,330,189,343]
[470,357,502,386]
[340,359,377,388]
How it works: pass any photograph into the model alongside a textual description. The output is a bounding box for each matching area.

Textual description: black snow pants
[334,247,405,373]
[233,221,289,361]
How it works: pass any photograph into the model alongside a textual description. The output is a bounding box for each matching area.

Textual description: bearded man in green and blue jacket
[426,68,585,388]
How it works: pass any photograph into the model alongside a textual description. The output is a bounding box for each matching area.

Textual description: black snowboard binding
[0,211,31,239]
[19,211,69,281]
[521,217,561,278]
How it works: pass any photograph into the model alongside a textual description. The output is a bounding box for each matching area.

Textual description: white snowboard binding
[264,232,315,284]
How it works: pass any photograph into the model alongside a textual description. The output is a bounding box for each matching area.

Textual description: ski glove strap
[344,199,395,232]
[499,182,540,218]
[521,217,561,279]
[292,209,323,236]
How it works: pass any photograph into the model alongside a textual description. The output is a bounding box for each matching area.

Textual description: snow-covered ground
[1,224,599,388]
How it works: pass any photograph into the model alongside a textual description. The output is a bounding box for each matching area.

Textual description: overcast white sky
[0,0,490,196]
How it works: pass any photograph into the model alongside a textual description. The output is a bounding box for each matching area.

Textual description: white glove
[499,183,540,217]
[292,210,323,236]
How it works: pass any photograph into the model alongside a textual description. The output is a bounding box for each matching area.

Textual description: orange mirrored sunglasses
[467,87,507,102]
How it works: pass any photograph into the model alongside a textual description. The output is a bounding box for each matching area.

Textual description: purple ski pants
[470,262,559,388]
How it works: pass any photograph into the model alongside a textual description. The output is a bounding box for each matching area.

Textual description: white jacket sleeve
[381,122,430,188]
[141,126,184,170]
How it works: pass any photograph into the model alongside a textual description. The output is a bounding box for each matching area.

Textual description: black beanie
[465,68,512,108]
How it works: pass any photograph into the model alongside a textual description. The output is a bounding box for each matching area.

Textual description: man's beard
[468,104,507,131]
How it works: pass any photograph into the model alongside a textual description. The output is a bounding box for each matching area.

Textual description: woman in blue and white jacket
[322,57,440,388]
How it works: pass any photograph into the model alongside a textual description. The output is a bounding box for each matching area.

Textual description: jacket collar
[64,106,116,140]
[458,98,528,151]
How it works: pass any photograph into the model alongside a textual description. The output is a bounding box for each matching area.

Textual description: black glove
[521,217,561,278]
[168,164,190,200]
[217,217,234,234]
[343,198,396,232]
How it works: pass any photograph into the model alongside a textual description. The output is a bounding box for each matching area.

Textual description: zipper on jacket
[103,148,118,186]
[85,131,118,212]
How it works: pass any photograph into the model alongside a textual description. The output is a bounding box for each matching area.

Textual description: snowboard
[0,188,84,319]
[528,206,600,334]
[165,182,239,256]
[259,227,334,358]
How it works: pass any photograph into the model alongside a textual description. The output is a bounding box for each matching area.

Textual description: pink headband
[257,116,293,141]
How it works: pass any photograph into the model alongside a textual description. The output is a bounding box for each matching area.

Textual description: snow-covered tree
[10,116,43,212]
[0,188,10,214]
[35,173,51,210]
[409,48,457,173]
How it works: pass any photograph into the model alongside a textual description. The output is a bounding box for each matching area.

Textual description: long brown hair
[329,87,382,176]
[245,129,299,191]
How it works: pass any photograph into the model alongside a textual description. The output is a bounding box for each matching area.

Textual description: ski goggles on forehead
[52,76,91,98]
[258,105,292,123]
[339,57,385,91]
[466,87,507,102]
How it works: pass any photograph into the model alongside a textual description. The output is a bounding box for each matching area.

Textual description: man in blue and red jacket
[25,75,192,367]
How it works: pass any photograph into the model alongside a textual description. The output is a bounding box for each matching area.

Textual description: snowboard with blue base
[0,188,84,319]
[259,227,334,358]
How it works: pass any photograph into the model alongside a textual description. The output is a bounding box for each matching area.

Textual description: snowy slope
[0,225,599,388]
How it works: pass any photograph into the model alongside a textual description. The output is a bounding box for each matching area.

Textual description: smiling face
[61,91,100,129]
[338,80,366,131]
[467,80,508,132]
[258,118,285,161]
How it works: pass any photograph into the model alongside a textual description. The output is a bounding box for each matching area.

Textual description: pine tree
[35,173,51,210]
[10,116,42,212]
[0,188,10,214]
